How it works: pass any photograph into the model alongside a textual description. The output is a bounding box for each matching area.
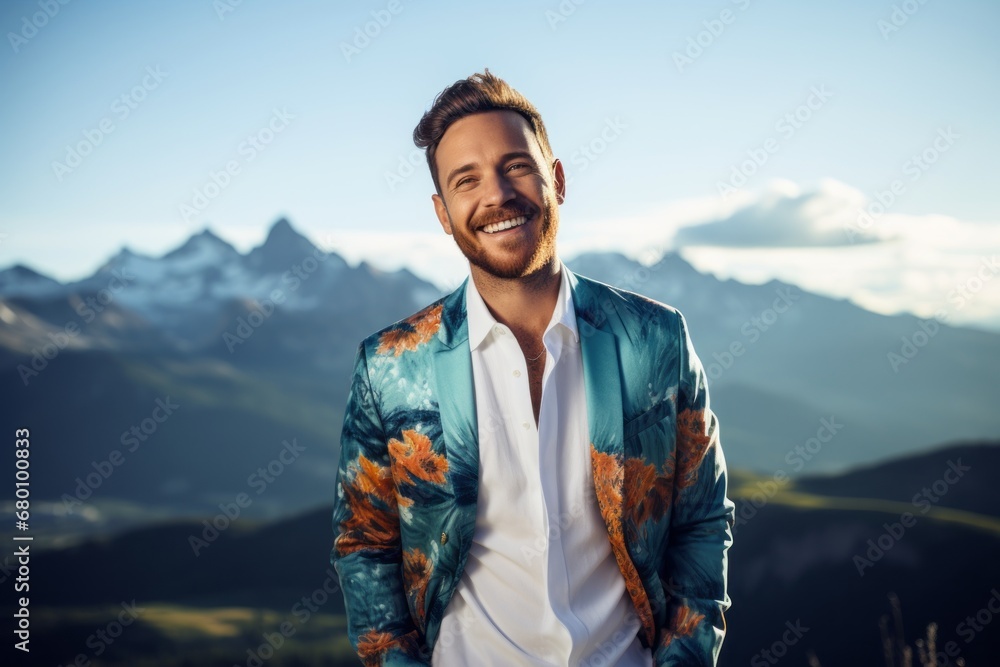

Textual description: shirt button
[494,326,506,335]
[512,369,521,378]
[522,421,530,429]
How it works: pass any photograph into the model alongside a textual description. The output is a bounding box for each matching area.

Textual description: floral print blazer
[331,268,735,666]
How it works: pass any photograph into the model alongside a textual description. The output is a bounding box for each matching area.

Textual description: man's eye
[508,163,530,172]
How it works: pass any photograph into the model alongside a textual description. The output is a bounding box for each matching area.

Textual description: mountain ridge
[1,218,997,538]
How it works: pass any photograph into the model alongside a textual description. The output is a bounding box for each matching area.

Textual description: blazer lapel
[569,271,624,458]
[569,271,655,645]
[426,269,653,645]
[431,271,626,520]
[430,278,480,509]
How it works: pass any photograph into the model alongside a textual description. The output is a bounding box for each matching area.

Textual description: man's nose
[481,169,516,207]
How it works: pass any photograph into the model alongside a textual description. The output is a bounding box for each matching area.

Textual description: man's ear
[552,158,566,205]
[432,194,453,235]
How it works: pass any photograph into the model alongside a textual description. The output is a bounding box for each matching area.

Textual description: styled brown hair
[413,69,554,195]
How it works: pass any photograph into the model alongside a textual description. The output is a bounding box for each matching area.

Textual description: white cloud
[510,177,1000,331]
[672,179,1000,330]
[674,179,890,247]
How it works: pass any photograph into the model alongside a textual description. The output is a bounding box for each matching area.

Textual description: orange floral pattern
[389,429,449,486]
[623,457,673,530]
[357,629,422,667]
[357,630,396,667]
[403,547,433,630]
[591,445,655,646]
[335,456,401,557]
[354,454,409,506]
[676,408,714,492]
[376,303,444,356]
[333,273,733,666]
[660,603,706,651]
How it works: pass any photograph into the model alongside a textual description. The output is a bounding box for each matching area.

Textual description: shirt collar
[466,258,579,352]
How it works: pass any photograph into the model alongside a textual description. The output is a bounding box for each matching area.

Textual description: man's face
[431,110,565,281]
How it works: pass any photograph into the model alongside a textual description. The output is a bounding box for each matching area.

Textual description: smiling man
[332,70,735,666]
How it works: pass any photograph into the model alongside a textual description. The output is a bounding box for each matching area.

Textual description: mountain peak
[268,217,295,234]
[1,263,54,280]
[261,217,311,248]
[259,218,312,251]
[246,218,338,275]
[195,227,229,243]
[108,245,147,262]
[163,227,238,261]
[0,263,62,296]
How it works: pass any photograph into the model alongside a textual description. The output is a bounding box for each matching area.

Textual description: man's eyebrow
[444,151,539,187]
[498,150,537,164]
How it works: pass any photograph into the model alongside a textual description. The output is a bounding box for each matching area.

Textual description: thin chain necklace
[526,346,546,362]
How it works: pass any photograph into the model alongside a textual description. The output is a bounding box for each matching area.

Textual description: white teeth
[482,216,527,234]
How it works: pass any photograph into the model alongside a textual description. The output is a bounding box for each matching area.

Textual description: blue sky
[2,0,999,328]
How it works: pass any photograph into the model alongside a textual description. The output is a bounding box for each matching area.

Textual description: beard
[448,194,559,281]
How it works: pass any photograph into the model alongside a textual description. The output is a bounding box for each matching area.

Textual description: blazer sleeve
[653,311,736,666]
[331,343,431,666]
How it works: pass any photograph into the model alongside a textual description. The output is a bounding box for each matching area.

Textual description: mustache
[473,205,537,229]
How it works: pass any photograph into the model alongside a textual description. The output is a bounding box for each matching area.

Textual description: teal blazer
[331,268,735,666]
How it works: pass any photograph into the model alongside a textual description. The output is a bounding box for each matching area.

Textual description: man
[332,70,734,666]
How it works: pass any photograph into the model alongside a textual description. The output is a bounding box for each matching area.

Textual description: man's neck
[470,258,562,337]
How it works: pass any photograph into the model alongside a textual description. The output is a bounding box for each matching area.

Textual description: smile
[481,215,529,234]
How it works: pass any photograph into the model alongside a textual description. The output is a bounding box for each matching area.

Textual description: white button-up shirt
[433,259,652,666]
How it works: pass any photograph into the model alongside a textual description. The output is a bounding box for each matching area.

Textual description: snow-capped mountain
[0,218,441,352]
[1,218,999,486]
[69,221,350,320]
